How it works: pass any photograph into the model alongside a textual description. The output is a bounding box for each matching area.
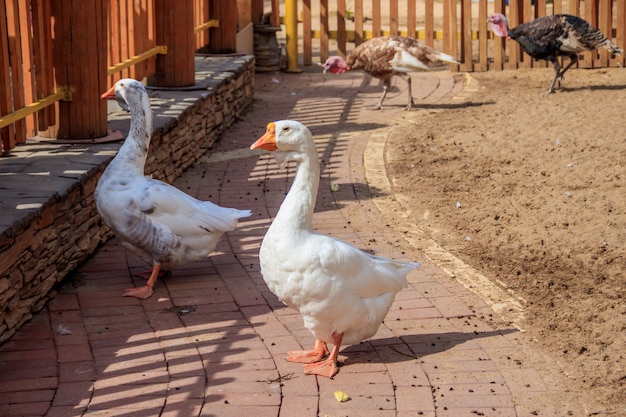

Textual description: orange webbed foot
[124,264,160,299]
[303,358,339,378]
[286,339,329,364]
[123,285,154,299]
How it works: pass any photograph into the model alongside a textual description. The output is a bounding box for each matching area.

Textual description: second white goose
[250,120,419,378]
[96,78,251,299]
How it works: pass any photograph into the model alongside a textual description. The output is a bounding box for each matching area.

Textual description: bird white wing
[137,177,251,236]
[312,232,416,298]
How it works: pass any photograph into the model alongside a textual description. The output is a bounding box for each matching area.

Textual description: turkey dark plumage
[488,13,623,93]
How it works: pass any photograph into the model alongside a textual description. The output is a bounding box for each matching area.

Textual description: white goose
[250,120,419,378]
[95,78,251,299]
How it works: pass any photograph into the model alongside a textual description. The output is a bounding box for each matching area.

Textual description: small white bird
[323,35,458,110]
[250,120,419,378]
[95,78,251,299]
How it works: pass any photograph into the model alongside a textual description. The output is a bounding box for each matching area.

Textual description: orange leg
[286,339,329,364]
[303,333,343,378]
[123,264,160,299]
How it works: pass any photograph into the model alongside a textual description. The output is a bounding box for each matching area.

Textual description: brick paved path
[0,69,582,416]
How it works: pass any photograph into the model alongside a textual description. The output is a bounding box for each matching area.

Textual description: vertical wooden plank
[337,0,346,57]
[354,0,363,45]
[31,0,55,130]
[553,0,562,14]
[507,0,520,69]
[532,0,547,68]
[443,0,450,51]
[6,0,27,143]
[425,0,434,46]
[569,0,580,16]
[580,0,597,68]
[0,2,16,151]
[270,0,280,27]
[492,0,505,70]
[617,0,626,68]
[207,0,237,53]
[251,0,263,24]
[519,0,532,68]
[238,0,252,28]
[407,0,416,39]
[108,0,119,86]
[460,0,472,71]
[390,0,399,36]
[477,0,488,71]
[320,0,329,62]
[18,0,36,137]
[443,0,457,59]
[372,0,381,38]
[146,0,155,76]
[302,0,312,65]
[48,0,108,139]
[596,0,611,67]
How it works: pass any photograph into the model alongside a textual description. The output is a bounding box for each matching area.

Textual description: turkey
[323,35,459,110]
[488,13,623,94]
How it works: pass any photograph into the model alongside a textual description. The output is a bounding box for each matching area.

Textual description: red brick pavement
[0,68,584,416]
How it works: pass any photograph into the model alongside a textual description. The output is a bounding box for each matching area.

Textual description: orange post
[207,0,238,53]
[48,0,108,139]
[149,0,195,87]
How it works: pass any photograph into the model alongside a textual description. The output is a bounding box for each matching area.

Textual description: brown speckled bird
[323,36,459,110]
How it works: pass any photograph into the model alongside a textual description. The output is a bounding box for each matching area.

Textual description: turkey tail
[603,42,624,56]
[565,15,624,55]
[434,50,461,65]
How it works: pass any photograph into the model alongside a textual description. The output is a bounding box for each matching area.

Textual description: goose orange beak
[250,122,278,151]
[101,85,116,99]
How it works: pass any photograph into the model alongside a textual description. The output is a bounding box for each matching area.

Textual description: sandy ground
[384,67,625,412]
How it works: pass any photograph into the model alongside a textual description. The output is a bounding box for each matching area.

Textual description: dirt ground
[385,67,625,412]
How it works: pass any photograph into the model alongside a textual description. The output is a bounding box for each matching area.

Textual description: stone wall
[0,55,255,343]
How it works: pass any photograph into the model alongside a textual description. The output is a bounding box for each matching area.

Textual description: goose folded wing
[316,234,411,298]
[139,179,246,236]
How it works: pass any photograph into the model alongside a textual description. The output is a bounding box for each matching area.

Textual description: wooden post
[207,0,238,53]
[149,0,195,87]
[47,0,107,139]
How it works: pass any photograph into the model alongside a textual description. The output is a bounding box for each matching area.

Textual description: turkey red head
[323,56,351,74]
[488,13,511,40]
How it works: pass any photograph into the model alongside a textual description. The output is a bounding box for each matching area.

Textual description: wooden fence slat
[460,0,473,72]
[425,0,434,47]
[407,0,416,39]
[390,0,399,36]
[303,0,312,64]
[18,0,35,137]
[31,0,54,130]
[337,0,346,57]
[477,0,488,71]
[372,0,381,38]
[320,0,329,62]
[493,0,505,70]
[6,0,27,143]
[354,0,363,45]
[618,0,626,67]
[0,2,16,152]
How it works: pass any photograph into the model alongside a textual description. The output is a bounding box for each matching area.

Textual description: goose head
[251,120,316,167]
[101,78,148,112]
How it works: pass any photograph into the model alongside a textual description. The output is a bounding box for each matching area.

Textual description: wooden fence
[3,0,625,153]
[1,0,238,153]
[278,0,626,72]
